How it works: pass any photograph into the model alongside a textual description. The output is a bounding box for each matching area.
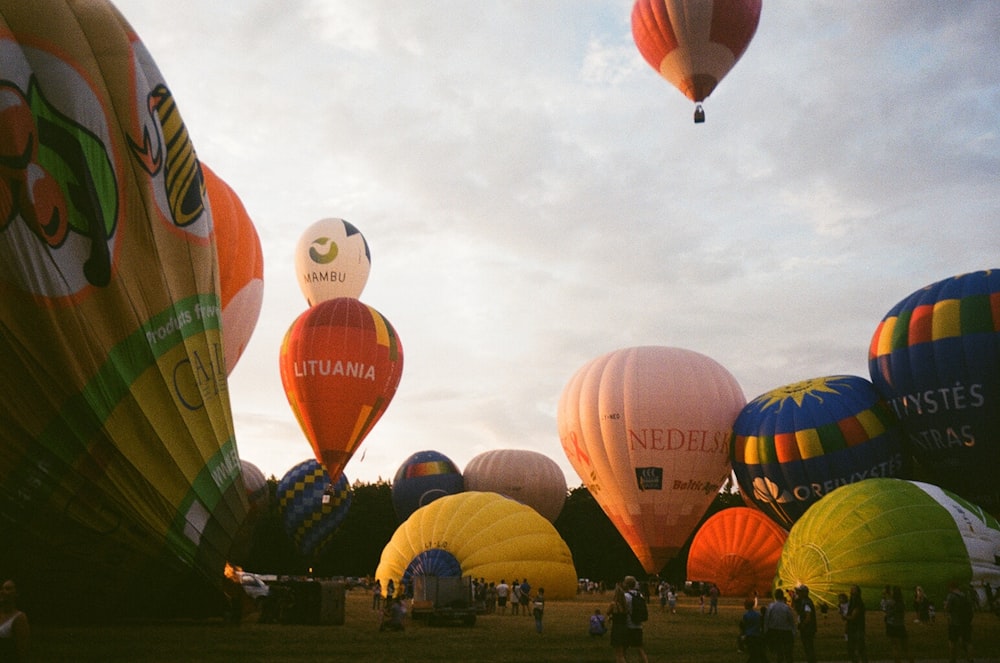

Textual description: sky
[112,1,1000,487]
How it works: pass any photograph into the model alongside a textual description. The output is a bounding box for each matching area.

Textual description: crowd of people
[734,581,980,663]
[370,571,984,662]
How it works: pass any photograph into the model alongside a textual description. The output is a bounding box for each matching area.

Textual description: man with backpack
[944,581,974,663]
[622,575,650,663]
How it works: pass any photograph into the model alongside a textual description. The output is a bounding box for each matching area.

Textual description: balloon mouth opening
[402,548,463,588]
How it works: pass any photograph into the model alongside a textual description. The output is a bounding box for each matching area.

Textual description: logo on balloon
[0,70,117,294]
[635,467,663,490]
[308,236,339,264]
[752,476,794,505]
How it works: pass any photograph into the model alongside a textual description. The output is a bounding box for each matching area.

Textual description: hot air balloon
[240,460,270,516]
[463,449,567,522]
[294,218,371,306]
[230,460,271,564]
[203,163,264,375]
[730,375,907,528]
[279,297,404,482]
[686,507,787,598]
[869,270,1000,515]
[391,450,464,522]
[375,492,578,599]
[0,0,247,618]
[277,459,352,559]
[774,478,1000,610]
[631,0,762,123]
[557,346,746,574]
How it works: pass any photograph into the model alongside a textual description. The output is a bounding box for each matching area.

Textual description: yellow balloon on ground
[375,492,578,599]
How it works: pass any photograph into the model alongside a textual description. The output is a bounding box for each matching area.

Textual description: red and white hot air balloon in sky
[632,0,762,122]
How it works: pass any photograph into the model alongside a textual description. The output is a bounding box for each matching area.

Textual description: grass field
[32,589,1000,662]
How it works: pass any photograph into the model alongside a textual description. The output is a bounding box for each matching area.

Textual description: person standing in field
[844,585,869,663]
[884,585,914,663]
[519,579,532,617]
[944,581,974,663]
[621,576,649,663]
[496,579,510,615]
[609,583,629,663]
[764,588,795,663]
[740,596,767,663]
[793,585,818,663]
[531,587,545,634]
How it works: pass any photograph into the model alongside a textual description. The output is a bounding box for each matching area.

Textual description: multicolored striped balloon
[391,450,464,522]
[869,269,1000,514]
[632,0,762,121]
[730,375,905,528]
[277,459,352,559]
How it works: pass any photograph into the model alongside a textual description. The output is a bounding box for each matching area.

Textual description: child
[589,608,607,636]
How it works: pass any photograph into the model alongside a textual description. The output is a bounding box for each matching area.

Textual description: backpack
[629,591,649,623]
[948,590,973,625]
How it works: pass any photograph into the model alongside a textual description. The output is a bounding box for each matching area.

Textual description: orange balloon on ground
[557,346,746,574]
[203,163,264,374]
[279,297,404,480]
[686,506,787,598]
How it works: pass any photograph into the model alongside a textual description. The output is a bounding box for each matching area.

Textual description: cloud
[115,1,1000,486]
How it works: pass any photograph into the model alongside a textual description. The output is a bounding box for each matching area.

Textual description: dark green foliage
[245,478,749,585]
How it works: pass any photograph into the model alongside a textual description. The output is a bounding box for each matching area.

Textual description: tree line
[241,480,745,587]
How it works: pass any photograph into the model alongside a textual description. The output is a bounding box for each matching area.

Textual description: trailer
[409,575,477,627]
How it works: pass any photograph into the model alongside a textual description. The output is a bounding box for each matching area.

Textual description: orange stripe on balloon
[838,415,869,447]
[853,408,885,442]
[908,303,934,345]
[774,432,800,463]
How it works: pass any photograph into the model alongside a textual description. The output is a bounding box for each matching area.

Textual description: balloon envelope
[774,478,1000,610]
[294,217,371,305]
[279,297,404,481]
[391,450,464,522]
[375,491,578,599]
[869,269,1000,514]
[203,163,263,375]
[730,375,906,528]
[277,459,352,559]
[463,449,567,522]
[0,0,247,617]
[686,507,787,598]
[557,346,746,573]
[631,0,762,106]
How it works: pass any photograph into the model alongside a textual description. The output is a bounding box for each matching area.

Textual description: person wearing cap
[794,585,818,663]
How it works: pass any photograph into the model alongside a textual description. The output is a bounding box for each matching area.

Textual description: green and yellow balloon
[774,478,1000,609]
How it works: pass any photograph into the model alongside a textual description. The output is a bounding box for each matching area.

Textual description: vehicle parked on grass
[409,576,476,626]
